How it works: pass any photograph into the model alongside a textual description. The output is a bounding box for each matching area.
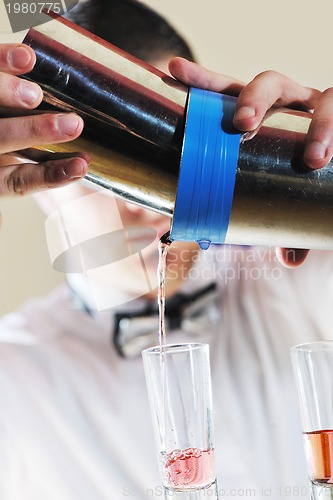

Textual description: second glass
[291,341,333,499]
[142,343,218,499]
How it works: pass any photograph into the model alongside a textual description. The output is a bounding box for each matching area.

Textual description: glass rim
[141,342,209,356]
[290,340,333,353]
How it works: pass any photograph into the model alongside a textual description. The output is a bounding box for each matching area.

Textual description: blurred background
[0,0,332,314]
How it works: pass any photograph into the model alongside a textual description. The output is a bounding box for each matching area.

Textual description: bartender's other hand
[169,57,332,267]
[0,43,88,196]
[169,57,331,170]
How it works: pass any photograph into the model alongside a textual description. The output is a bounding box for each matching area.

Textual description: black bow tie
[113,283,218,358]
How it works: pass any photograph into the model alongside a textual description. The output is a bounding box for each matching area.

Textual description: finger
[13,149,91,164]
[275,247,310,268]
[169,57,244,96]
[0,72,42,109]
[0,44,41,110]
[0,113,84,154]
[233,70,320,132]
[303,88,333,169]
[0,44,36,75]
[0,150,91,168]
[0,156,88,196]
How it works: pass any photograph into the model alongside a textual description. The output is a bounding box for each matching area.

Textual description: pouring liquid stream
[156,233,217,491]
[157,231,172,481]
[157,231,172,352]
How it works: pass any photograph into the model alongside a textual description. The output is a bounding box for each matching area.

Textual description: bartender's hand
[170,57,333,267]
[0,44,88,196]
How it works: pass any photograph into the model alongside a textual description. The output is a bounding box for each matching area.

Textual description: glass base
[311,482,333,499]
[163,480,218,499]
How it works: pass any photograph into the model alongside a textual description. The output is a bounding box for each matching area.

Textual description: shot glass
[291,341,333,499]
[142,343,218,499]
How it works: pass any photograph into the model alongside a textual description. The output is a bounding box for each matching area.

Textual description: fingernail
[62,158,86,179]
[8,46,33,69]
[305,141,326,161]
[18,80,42,106]
[56,114,81,137]
[234,106,256,122]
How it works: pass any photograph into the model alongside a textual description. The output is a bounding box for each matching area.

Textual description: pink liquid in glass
[161,447,215,489]
[304,429,333,484]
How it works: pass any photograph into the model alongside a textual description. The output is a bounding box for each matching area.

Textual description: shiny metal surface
[22,14,188,215]
[227,110,333,249]
[19,15,333,249]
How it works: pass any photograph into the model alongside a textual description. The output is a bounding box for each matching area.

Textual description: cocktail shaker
[21,13,333,249]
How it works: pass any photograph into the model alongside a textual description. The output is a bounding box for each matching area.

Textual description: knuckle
[44,114,58,134]
[253,70,283,86]
[5,163,57,196]
[0,47,9,70]
[322,87,333,98]
[310,89,333,134]
[303,87,321,110]
[28,114,58,140]
[6,169,29,196]
[0,74,14,105]
[12,78,21,101]
[311,117,333,137]
[43,164,57,187]
[242,70,282,99]
[28,115,43,138]
[259,69,280,79]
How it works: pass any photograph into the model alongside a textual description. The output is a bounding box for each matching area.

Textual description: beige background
[0,0,333,314]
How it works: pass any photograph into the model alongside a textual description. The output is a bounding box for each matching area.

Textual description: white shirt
[0,246,332,499]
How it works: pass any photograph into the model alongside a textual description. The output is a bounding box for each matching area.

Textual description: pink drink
[161,447,215,490]
[304,429,333,484]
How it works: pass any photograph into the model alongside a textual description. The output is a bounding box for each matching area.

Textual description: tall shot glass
[291,341,333,499]
[142,343,218,499]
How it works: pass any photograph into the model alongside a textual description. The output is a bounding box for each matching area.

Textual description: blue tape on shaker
[170,88,241,247]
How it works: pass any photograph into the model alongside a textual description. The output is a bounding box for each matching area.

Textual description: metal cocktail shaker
[21,13,333,250]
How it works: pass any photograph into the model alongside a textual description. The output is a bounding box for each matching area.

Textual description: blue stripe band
[170,88,241,248]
